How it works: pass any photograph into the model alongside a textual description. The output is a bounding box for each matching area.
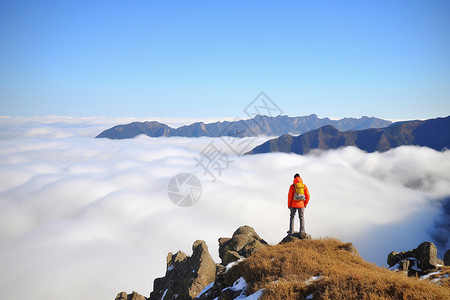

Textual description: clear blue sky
[1,0,449,120]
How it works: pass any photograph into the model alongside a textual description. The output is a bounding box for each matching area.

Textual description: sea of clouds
[0,116,449,300]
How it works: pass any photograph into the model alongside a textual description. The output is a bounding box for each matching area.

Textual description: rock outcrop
[114,228,450,300]
[445,249,450,266]
[149,240,216,300]
[279,232,312,244]
[218,225,268,266]
[197,226,268,300]
[387,241,445,276]
[115,226,268,300]
[115,291,147,300]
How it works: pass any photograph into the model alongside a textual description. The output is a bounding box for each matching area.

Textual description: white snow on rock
[231,277,248,292]
[420,270,449,284]
[225,258,244,273]
[389,263,400,271]
[221,277,264,300]
[305,275,322,285]
[421,271,441,280]
[196,282,214,298]
[161,289,168,300]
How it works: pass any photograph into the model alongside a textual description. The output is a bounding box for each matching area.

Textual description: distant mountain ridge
[247,116,450,155]
[96,115,392,139]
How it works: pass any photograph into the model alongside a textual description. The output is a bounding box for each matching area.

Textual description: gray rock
[416,242,439,270]
[279,232,311,244]
[229,234,251,252]
[387,241,444,277]
[218,225,267,266]
[231,225,262,241]
[218,238,231,260]
[167,250,187,266]
[387,251,400,267]
[115,291,147,300]
[444,249,450,266]
[149,240,216,300]
[222,250,241,265]
[399,260,410,272]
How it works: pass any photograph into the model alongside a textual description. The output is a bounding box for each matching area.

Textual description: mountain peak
[248,116,450,155]
[116,226,450,300]
[96,115,392,139]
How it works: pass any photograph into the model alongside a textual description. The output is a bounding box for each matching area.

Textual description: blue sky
[1,0,449,120]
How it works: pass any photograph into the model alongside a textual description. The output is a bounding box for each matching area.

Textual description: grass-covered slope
[224,238,450,300]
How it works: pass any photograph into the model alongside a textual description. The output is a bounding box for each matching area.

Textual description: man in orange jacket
[287,173,310,236]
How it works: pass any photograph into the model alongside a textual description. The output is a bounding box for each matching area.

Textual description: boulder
[387,241,444,277]
[444,249,450,266]
[218,225,267,266]
[149,240,216,300]
[222,250,241,266]
[387,251,399,267]
[115,291,147,300]
[416,242,440,270]
[279,232,311,244]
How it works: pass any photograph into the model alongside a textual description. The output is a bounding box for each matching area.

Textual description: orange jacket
[288,176,310,208]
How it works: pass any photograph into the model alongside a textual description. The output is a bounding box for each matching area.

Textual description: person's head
[294,173,300,179]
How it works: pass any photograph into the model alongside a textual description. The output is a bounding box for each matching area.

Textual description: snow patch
[231,276,248,291]
[421,271,441,280]
[221,277,264,299]
[389,258,423,272]
[389,263,400,271]
[305,275,322,285]
[196,282,214,298]
[225,258,244,273]
[161,289,168,300]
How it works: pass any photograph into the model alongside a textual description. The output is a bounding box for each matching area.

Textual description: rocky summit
[115,226,450,300]
[149,240,216,300]
[279,232,312,244]
[387,241,445,277]
[218,225,268,266]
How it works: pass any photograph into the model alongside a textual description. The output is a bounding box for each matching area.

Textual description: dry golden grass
[224,238,450,300]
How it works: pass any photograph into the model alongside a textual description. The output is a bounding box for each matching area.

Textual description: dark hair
[294,173,300,179]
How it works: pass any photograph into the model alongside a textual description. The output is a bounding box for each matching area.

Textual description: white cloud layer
[0,117,449,300]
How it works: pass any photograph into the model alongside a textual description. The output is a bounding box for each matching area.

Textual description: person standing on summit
[287,173,310,237]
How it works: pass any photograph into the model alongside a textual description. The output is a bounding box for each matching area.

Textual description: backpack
[293,182,306,201]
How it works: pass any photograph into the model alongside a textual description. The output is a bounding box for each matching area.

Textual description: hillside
[247,116,450,155]
[115,226,450,300]
[96,115,391,139]
[223,239,449,300]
